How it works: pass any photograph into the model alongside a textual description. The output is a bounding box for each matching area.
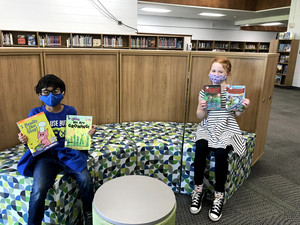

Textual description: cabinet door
[43,51,119,124]
[0,53,42,150]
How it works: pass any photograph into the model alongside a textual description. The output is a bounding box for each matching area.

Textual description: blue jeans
[28,150,93,225]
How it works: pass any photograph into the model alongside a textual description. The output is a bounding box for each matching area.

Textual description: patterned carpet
[175,87,300,225]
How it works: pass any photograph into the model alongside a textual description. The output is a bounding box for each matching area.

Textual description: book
[226,85,245,112]
[65,115,93,150]
[17,35,26,45]
[203,85,221,110]
[275,75,282,85]
[93,39,101,47]
[27,34,36,46]
[277,64,283,73]
[17,112,58,156]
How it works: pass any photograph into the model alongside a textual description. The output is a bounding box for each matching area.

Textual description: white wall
[0,0,137,34]
[138,15,277,42]
[288,0,300,87]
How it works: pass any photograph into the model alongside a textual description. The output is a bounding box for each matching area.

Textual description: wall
[288,0,300,87]
[0,0,137,34]
[137,15,277,42]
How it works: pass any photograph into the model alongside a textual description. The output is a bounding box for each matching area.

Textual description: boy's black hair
[35,74,66,94]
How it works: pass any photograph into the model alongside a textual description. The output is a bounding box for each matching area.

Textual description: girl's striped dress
[195,89,246,156]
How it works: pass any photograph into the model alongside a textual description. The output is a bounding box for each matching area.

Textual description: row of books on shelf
[2,33,36,46]
[198,42,212,48]
[277,32,295,40]
[278,43,291,52]
[158,37,183,48]
[277,64,288,74]
[279,55,289,63]
[103,36,124,47]
[72,35,101,47]
[17,112,93,156]
[130,37,156,48]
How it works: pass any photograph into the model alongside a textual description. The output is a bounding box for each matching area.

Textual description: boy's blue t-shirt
[17,105,89,177]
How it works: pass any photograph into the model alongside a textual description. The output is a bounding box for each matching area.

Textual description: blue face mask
[40,93,64,107]
[209,74,227,85]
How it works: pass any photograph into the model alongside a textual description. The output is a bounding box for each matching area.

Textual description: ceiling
[137,1,290,28]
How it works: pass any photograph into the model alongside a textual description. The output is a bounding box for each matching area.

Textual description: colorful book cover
[17,112,58,156]
[226,85,245,111]
[17,35,26,45]
[65,115,92,150]
[203,85,221,110]
[27,34,36,46]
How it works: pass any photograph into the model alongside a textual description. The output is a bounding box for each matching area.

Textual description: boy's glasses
[41,89,62,96]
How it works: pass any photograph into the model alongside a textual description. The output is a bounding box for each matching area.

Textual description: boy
[17,74,95,225]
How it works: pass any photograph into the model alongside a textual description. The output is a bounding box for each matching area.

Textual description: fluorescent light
[261,22,283,26]
[141,8,171,13]
[198,12,226,17]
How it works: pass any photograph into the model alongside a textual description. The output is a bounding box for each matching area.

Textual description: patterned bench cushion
[0,145,94,225]
[121,122,184,193]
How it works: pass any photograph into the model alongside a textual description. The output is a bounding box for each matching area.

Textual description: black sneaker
[209,192,224,222]
[190,191,204,214]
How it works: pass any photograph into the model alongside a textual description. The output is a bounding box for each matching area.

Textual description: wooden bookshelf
[269,39,300,87]
[1,30,188,51]
[191,40,270,53]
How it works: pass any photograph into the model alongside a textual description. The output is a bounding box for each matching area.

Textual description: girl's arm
[88,124,97,137]
[235,98,250,117]
[196,94,208,120]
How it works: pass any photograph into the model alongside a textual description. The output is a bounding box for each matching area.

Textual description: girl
[190,57,250,221]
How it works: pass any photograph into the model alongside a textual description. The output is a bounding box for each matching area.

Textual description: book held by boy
[226,85,245,111]
[65,115,93,150]
[17,112,58,156]
[203,85,221,110]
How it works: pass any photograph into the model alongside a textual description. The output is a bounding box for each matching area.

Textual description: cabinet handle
[269,96,272,100]
[263,98,266,103]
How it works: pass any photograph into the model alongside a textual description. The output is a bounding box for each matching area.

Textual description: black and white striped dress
[194,89,246,156]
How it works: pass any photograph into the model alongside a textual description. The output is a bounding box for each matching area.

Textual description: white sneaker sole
[209,210,222,222]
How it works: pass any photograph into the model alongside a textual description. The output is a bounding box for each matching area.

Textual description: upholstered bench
[90,123,137,190]
[121,122,184,193]
[0,145,95,225]
[180,123,256,203]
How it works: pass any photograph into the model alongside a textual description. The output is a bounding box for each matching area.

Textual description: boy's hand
[18,132,28,144]
[88,125,97,137]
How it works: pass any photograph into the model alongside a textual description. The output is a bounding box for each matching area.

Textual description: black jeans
[194,139,231,192]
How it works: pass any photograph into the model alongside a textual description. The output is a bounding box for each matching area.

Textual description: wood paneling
[43,49,119,124]
[139,0,290,10]
[120,50,189,122]
[0,51,43,150]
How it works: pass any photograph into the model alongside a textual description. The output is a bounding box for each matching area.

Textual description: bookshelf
[0,30,187,50]
[269,39,300,87]
[191,40,270,52]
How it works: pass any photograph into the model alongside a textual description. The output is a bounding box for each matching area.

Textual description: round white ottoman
[93,175,176,225]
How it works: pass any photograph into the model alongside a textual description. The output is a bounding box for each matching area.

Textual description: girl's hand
[88,125,97,137]
[242,98,250,109]
[199,99,207,110]
[18,132,28,144]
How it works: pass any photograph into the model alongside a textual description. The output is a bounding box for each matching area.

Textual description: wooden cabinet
[0,49,278,166]
[269,39,299,86]
[191,40,270,53]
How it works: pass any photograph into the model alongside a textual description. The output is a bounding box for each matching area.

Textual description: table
[93,175,176,225]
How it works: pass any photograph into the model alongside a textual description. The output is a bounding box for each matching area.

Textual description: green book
[65,115,92,150]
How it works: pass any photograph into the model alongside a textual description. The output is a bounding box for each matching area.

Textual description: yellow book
[17,112,58,156]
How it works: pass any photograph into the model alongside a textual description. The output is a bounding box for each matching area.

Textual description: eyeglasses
[41,89,62,96]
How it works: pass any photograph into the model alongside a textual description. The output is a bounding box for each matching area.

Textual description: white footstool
[93,175,176,225]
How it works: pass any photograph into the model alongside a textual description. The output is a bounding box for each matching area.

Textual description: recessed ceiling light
[261,22,283,26]
[141,8,171,13]
[198,12,226,17]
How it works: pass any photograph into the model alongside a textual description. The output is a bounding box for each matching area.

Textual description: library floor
[175,87,300,224]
